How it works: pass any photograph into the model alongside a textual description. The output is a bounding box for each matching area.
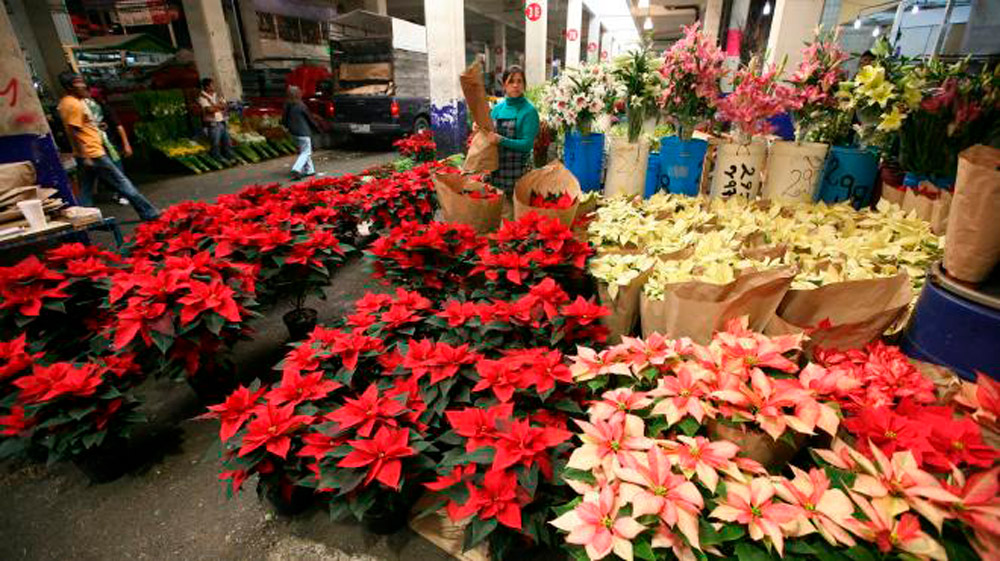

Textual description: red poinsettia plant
[529,191,576,210]
[0,244,122,361]
[393,130,437,162]
[0,335,145,464]
[368,221,484,293]
[106,252,258,392]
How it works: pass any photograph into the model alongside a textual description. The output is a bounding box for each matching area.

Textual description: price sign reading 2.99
[525,3,542,22]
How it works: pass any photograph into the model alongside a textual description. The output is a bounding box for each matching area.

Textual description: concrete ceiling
[628,0,703,47]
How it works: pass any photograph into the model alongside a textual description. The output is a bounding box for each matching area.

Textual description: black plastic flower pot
[73,437,131,484]
[261,481,315,517]
[362,503,410,535]
[283,307,319,342]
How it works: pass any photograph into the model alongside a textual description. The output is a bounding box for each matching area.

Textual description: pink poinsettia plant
[552,320,999,561]
[657,22,727,140]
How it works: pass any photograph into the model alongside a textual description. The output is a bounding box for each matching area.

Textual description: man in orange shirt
[57,72,159,221]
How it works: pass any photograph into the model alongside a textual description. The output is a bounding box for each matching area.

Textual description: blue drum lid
[934,262,1000,311]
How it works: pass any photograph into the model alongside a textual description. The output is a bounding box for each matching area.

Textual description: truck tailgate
[331,96,393,124]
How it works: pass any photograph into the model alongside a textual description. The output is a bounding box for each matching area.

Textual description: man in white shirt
[198,78,236,164]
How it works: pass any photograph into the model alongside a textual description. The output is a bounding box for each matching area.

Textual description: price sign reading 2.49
[525,3,542,22]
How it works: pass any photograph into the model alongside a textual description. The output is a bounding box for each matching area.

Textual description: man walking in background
[198,78,236,164]
[57,72,159,221]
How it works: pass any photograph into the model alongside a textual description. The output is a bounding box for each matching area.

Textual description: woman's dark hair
[200,77,214,89]
[502,65,526,85]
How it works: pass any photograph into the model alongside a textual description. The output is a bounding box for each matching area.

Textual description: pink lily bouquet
[785,30,850,143]
[656,22,726,140]
[715,59,789,145]
[550,320,1000,561]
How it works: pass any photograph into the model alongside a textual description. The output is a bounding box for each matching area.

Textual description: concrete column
[237,0,263,66]
[0,2,74,204]
[586,17,601,62]
[765,0,825,78]
[565,0,583,68]
[524,0,547,87]
[492,22,507,75]
[182,0,242,100]
[424,0,467,155]
[9,0,72,97]
[363,0,387,15]
[722,0,751,91]
[703,0,724,45]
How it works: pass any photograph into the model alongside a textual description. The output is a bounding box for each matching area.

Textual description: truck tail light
[324,101,335,118]
[390,100,400,118]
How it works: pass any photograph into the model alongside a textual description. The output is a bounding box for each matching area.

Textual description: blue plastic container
[900,265,1000,381]
[902,172,956,193]
[564,132,605,192]
[644,151,661,198]
[658,137,708,196]
[816,146,878,209]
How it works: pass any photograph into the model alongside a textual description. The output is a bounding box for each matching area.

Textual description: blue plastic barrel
[564,132,605,192]
[645,151,661,198]
[900,265,1000,381]
[902,172,955,194]
[816,146,878,209]
[659,137,708,196]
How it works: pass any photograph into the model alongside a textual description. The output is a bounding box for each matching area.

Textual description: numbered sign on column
[588,42,598,52]
[565,29,579,41]
[525,3,542,21]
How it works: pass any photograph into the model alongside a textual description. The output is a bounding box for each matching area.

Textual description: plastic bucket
[659,137,708,196]
[709,139,767,199]
[900,264,1000,381]
[645,151,661,198]
[761,141,829,203]
[564,131,605,193]
[604,137,649,198]
[816,146,879,208]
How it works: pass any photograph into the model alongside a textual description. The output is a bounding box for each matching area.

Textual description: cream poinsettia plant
[585,193,943,299]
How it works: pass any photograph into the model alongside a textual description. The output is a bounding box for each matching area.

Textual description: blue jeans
[78,156,160,221]
[207,121,235,161]
[292,135,314,175]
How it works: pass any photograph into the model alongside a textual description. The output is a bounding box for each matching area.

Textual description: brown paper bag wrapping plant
[513,161,582,228]
[460,62,498,174]
[639,267,796,344]
[433,172,503,234]
[764,273,913,353]
[944,145,1000,283]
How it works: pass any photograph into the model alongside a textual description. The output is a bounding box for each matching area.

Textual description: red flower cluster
[392,130,437,162]
[0,336,142,463]
[529,191,575,209]
[432,407,572,531]
[370,212,593,299]
[815,342,997,473]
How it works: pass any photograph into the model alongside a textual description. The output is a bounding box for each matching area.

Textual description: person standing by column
[486,66,540,217]
[281,86,322,179]
[57,72,160,221]
[198,78,236,165]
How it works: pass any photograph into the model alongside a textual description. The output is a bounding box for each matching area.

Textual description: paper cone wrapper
[604,137,649,198]
[764,273,913,352]
[762,141,828,203]
[598,265,655,344]
[707,420,806,470]
[640,267,795,344]
[710,139,767,199]
[513,161,582,227]
[460,62,498,174]
[433,172,503,233]
[944,145,1000,282]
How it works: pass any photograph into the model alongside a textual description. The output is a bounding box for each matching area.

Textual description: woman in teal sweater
[486,66,540,199]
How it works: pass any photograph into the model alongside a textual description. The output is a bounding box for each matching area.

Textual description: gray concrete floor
[0,148,458,561]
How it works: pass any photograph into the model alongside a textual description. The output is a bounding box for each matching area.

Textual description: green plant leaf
[562,467,597,485]
[463,517,497,552]
[677,417,701,436]
[735,542,776,561]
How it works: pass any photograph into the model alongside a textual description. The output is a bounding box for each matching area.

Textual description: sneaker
[117,197,129,206]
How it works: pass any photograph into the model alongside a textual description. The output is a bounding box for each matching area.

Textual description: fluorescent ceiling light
[872,26,881,37]
[854,17,862,29]
[643,17,653,30]
[911,4,920,14]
